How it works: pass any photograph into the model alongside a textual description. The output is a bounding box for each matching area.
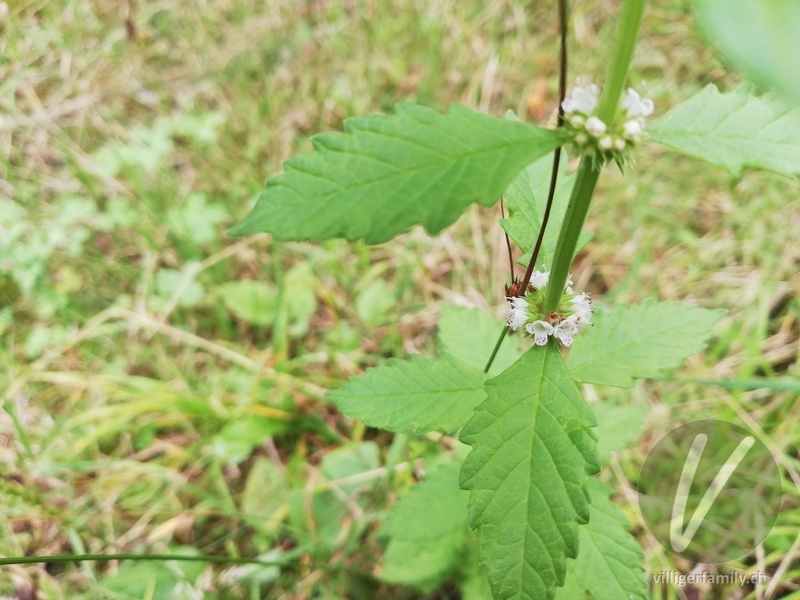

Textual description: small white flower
[575,132,589,146]
[613,137,626,151]
[570,291,591,307]
[526,320,554,346]
[598,135,613,150]
[569,114,585,128]
[554,319,579,347]
[621,88,654,118]
[570,293,593,325]
[506,297,529,330]
[585,116,607,137]
[530,269,549,290]
[623,119,643,141]
[563,81,599,115]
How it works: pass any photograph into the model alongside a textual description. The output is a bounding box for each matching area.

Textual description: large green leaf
[460,345,599,600]
[648,84,800,179]
[567,300,724,388]
[229,103,565,243]
[694,0,800,103]
[327,353,486,434]
[380,461,469,591]
[437,304,523,376]
[500,154,592,268]
[556,479,647,600]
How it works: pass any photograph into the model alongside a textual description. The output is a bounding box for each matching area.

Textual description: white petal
[585,116,607,137]
[623,119,642,140]
[530,270,549,290]
[621,88,654,118]
[527,322,551,346]
[527,320,554,336]
[561,319,579,335]
[558,332,573,347]
[570,292,590,305]
[509,297,528,310]
[572,86,598,115]
[507,308,528,329]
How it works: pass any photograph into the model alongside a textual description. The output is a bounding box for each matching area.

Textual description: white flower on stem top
[526,320,554,346]
[530,269,549,290]
[621,88,654,118]
[562,80,599,115]
[507,297,529,330]
[585,116,607,137]
[553,318,579,347]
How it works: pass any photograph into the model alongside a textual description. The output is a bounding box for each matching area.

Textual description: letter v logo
[639,420,781,563]
[669,433,755,552]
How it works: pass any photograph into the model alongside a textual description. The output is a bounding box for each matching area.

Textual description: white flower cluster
[561,79,654,162]
[506,269,593,348]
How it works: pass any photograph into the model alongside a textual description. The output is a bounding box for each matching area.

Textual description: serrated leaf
[648,84,800,178]
[567,300,724,388]
[554,562,587,600]
[229,103,565,243]
[460,345,599,600]
[438,304,523,376]
[500,154,592,268]
[694,0,800,103]
[380,462,469,590]
[327,353,486,434]
[556,479,647,600]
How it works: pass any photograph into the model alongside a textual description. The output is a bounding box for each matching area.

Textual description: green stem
[596,0,647,124]
[484,327,508,374]
[544,0,646,311]
[0,553,290,567]
[544,158,599,311]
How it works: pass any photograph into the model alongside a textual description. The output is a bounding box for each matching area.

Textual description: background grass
[1,0,798,598]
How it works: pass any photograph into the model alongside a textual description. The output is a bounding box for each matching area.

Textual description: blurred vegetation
[0,0,798,598]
